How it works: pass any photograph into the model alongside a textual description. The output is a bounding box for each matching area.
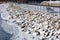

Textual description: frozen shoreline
[0,2,60,40]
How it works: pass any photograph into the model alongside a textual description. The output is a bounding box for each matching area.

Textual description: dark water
[0,14,12,40]
[28,0,57,3]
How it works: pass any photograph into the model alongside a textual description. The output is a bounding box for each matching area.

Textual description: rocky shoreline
[0,2,60,40]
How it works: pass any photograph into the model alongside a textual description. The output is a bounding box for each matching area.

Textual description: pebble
[56,36,58,38]
[41,38,46,40]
